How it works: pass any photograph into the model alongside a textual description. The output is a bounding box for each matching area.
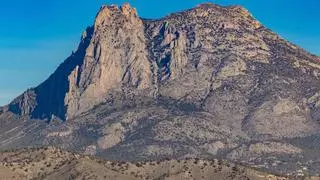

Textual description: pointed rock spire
[94,3,138,29]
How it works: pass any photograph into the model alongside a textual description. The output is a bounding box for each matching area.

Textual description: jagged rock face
[65,4,153,119]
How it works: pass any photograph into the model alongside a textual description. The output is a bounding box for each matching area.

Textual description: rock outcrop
[65,4,153,119]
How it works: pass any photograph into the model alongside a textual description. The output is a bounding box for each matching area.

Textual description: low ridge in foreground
[0,147,293,180]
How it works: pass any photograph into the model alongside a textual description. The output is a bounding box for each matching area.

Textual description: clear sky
[0,0,319,105]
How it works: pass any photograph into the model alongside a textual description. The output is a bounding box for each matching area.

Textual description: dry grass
[0,147,297,180]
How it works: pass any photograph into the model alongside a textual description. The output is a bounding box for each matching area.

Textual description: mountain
[1,3,320,177]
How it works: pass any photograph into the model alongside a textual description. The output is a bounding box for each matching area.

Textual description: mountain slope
[1,3,320,176]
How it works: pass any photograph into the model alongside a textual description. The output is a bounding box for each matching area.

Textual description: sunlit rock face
[65,4,153,119]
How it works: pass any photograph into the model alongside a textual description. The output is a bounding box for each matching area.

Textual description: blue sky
[0,0,319,105]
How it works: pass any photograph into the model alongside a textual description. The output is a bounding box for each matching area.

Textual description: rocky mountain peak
[94,3,138,29]
[121,3,138,17]
[193,3,247,14]
[190,3,261,29]
[195,2,220,8]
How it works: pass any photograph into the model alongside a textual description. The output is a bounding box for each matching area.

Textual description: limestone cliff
[65,4,153,119]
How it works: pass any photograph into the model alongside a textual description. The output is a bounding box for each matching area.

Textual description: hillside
[0,147,293,180]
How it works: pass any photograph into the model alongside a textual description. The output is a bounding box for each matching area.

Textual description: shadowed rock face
[1,3,320,176]
[8,26,94,120]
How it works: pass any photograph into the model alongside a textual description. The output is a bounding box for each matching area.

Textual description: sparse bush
[203,162,207,166]
[232,166,239,172]
[135,163,142,167]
